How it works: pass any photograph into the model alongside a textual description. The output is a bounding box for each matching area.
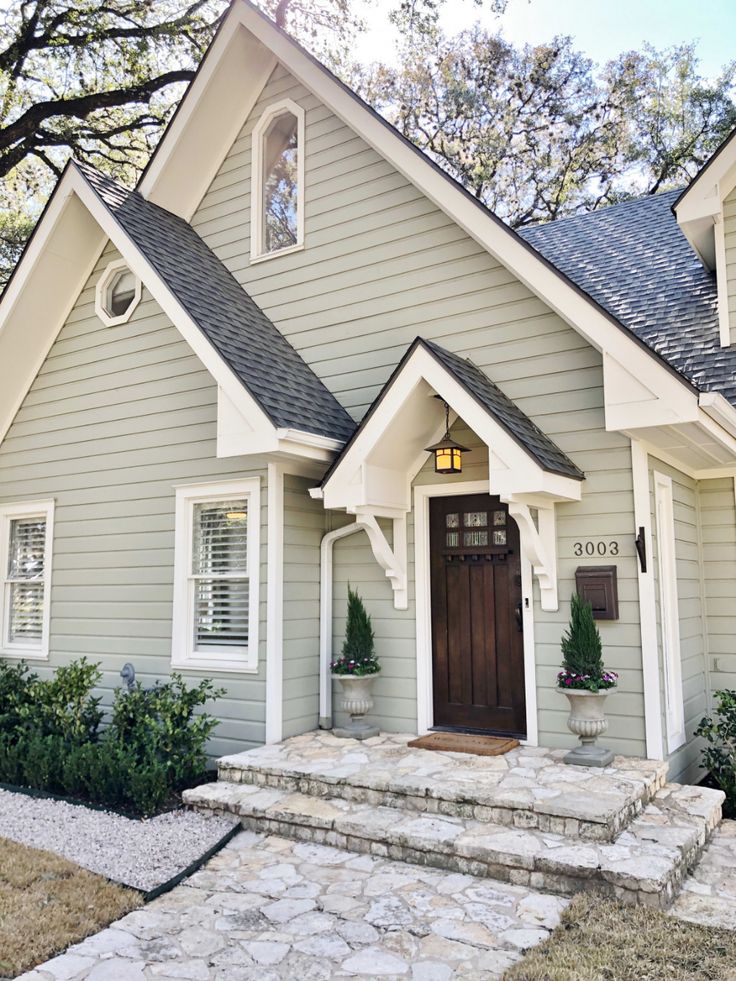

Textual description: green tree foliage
[331,586,379,675]
[355,29,736,227]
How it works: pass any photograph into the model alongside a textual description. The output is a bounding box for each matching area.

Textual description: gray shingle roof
[423,340,583,480]
[78,163,355,443]
[518,190,736,405]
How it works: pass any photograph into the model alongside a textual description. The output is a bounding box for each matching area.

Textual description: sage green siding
[724,186,736,343]
[699,477,736,692]
[282,472,325,737]
[191,63,644,756]
[0,245,269,758]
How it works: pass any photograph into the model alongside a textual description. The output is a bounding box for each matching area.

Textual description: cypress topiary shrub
[330,586,379,676]
[557,592,618,692]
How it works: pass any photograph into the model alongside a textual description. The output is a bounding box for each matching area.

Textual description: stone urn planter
[559,687,617,767]
[332,671,380,740]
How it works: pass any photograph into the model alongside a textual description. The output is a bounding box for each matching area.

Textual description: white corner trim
[714,215,731,348]
[171,477,261,673]
[266,462,285,743]
[0,499,55,661]
[250,97,305,262]
[318,520,364,726]
[630,440,664,760]
[94,257,142,328]
[413,480,538,744]
[653,469,686,754]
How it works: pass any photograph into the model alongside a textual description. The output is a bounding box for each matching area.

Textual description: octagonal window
[96,260,141,326]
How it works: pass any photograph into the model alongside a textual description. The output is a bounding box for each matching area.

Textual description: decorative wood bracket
[505,499,559,612]
[355,512,408,610]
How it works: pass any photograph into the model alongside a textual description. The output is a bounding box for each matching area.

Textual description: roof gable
[81,164,354,442]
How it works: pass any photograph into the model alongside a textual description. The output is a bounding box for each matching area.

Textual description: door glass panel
[493,530,507,546]
[464,530,488,547]
[493,510,506,526]
[465,511,488,527]
[445,513,459,528]
[446,532,459,547]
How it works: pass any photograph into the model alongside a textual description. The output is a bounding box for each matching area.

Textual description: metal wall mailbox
[575,565,619,620]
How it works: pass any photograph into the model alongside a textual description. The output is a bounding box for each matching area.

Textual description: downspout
[319,521,365,728]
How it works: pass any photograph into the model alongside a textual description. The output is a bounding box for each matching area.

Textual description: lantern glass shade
[424,435,470,475]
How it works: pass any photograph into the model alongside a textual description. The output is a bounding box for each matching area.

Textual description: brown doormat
[407,732,520,756]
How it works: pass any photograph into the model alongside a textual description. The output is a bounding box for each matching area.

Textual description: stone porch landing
[185,732,725,910]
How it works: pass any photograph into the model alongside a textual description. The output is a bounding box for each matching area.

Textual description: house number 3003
[573,541,619,557]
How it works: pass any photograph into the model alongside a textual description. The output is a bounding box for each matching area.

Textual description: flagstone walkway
[21,830,569,981]
[670,818,736,930]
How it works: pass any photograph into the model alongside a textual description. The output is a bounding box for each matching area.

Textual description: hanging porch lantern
[425,400,470,474]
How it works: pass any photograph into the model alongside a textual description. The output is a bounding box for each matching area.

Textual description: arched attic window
[250,99,305,262]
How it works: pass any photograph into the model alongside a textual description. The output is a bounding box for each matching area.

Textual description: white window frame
[95,258,142,327]
[250,98,305,264]
[653,472,686,752]
[172,478,261,672]
[0,500,54,660]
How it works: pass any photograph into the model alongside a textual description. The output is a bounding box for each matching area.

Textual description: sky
[354,0,736,78]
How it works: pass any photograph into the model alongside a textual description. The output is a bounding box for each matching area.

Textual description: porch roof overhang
[313,339,584,613]
[315,338,583,516]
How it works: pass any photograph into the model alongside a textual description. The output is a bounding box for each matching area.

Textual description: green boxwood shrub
[696,690,736,818]
[0,660,223,816]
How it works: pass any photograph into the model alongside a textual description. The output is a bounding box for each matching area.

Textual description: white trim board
[266,462,285,743]
[630,440,665,760]
[413,480,538,745]
[652,471,686,753]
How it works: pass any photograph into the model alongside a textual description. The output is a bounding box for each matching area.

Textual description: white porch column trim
[318,521,364,727]
[413,480,539,744]
[630,439,665,760]
[265,462,285,744]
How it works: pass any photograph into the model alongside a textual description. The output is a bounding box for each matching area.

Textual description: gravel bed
[0,788,238,892]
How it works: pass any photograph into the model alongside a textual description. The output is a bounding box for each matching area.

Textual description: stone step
[183,780,723,910]
[216,732,669,843]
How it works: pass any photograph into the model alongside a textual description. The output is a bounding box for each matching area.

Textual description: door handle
[515,601,523,632]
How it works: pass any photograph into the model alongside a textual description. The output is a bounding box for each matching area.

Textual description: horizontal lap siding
[282,474,325,737]
[0,245,268,758]
[191,64,643,755]
[724,186,736,343]
[699,477,736,695]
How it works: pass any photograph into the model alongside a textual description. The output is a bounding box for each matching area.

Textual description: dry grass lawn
[507,893,736,981]
[0,837,141,978]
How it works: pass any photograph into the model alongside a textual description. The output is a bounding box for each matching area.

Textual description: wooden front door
[430,494,526,736]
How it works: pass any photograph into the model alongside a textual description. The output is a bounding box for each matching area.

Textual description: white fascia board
[0,171,107,446]
[698,392,736,442]
[234,2,696,419]
[139,15,277,219]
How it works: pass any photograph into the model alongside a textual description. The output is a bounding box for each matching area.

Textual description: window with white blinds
[172,480,260,671]
[0,502,54,658]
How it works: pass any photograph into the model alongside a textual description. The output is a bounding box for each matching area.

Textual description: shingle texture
[79,163,355,442]
[423,340,583,479]
[518,189,736,404]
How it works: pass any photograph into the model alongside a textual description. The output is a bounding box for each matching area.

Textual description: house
[1,0,735,785]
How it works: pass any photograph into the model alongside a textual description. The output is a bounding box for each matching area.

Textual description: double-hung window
[172,479,260,671]
[0,501,54,659]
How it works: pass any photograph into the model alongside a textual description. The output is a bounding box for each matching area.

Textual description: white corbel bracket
[355,512,408,610]
[505,499,559,612]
